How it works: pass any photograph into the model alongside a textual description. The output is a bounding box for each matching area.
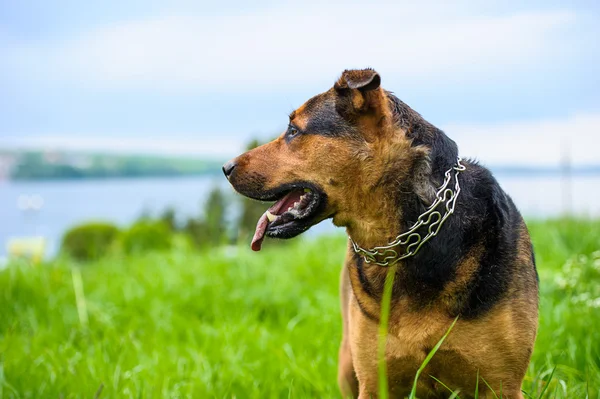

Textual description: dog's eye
[287,125,300,139]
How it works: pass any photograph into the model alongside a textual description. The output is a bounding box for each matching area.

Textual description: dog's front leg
[339,264,359,398]
[348,297,382,398]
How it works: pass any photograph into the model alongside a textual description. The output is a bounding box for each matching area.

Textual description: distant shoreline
[4,167,600,182]
[0,168,600,183]
[2,149,600,182]
[0,171,227,185]
[0,149,225,182]
[4,170,223,182]
[491,166,600,176]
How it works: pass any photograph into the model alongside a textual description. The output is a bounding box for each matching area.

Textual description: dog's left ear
[334,68,385,117]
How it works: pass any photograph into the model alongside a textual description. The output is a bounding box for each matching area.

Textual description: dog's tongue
[251,213,269,251]
[251,190,303,251]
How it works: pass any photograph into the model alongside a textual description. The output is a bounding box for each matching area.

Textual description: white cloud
[444,113,600,167]
[5,4,578,91]
[2,113,599,166]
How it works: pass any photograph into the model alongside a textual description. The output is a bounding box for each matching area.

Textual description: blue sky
[1,0,599,165]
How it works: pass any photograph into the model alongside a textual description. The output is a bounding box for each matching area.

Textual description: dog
[223,68,539,398]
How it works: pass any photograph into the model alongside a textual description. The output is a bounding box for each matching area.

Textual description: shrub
[121,221,173,254]
[184,218,211,248]
[61,222,119,261]
[159,207,179,231]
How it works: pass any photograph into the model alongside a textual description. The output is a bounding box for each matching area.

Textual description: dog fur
[224,68,539,398]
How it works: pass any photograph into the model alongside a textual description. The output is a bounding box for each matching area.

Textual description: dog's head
[224,68,444,250]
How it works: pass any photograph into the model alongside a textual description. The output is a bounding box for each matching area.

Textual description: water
[1,174,599,257]
[0,176,229,257]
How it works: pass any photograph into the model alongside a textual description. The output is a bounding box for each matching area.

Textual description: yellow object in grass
[6,237,46,264]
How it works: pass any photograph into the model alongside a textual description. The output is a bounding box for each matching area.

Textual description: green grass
[1,219,600,398]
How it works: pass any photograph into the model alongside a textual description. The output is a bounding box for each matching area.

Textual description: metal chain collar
[350,157,466,267]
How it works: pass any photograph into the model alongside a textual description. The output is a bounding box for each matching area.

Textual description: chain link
[350,157,466,267]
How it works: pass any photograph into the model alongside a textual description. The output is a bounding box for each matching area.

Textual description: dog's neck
[344,193,405,250]
[343,95,464,307]
[344,167,430,253]
[345,94,455,252]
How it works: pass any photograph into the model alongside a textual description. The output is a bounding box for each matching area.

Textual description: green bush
[61,222,120,261]
[159,207,178,231]
[121,221,173,254]
[184,218,211,248]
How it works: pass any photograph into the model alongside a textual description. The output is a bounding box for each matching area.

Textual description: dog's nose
[222,160,237,179]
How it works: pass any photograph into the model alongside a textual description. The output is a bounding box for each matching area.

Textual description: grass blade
[449,391,461,399]
[481,376,499,399]
[537,366,556,399]
[71,266,89,328]
[522,390,534,399]
[408,316,459,399]
[430,375,462,399]
[377,267,397,399]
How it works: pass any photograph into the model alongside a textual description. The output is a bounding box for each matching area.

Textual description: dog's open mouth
[252,187,324,251]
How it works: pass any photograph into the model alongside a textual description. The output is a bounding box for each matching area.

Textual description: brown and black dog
[223,68,538,398]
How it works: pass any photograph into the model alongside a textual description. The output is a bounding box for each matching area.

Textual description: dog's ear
[334,68,385,117]
[334,68,381,92]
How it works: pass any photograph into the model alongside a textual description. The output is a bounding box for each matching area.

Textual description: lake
[1,173,599,257]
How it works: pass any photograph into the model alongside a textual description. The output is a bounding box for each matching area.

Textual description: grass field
[1,219,599,398]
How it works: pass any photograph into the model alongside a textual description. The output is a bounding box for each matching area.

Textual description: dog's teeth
[293,201,299,208]
[266,211,277,222]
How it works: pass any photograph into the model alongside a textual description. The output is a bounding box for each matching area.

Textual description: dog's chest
[389,317,483,397]
[350,299,476,396]
[385,346,478,398]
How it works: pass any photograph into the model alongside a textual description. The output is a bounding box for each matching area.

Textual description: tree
[184,186,230,248]
[204,186,228,244]
[159,207,178,231]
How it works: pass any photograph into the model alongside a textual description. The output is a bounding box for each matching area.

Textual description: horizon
[2,146,600,172]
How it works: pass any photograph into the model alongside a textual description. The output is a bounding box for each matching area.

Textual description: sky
[0,0,599,166]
